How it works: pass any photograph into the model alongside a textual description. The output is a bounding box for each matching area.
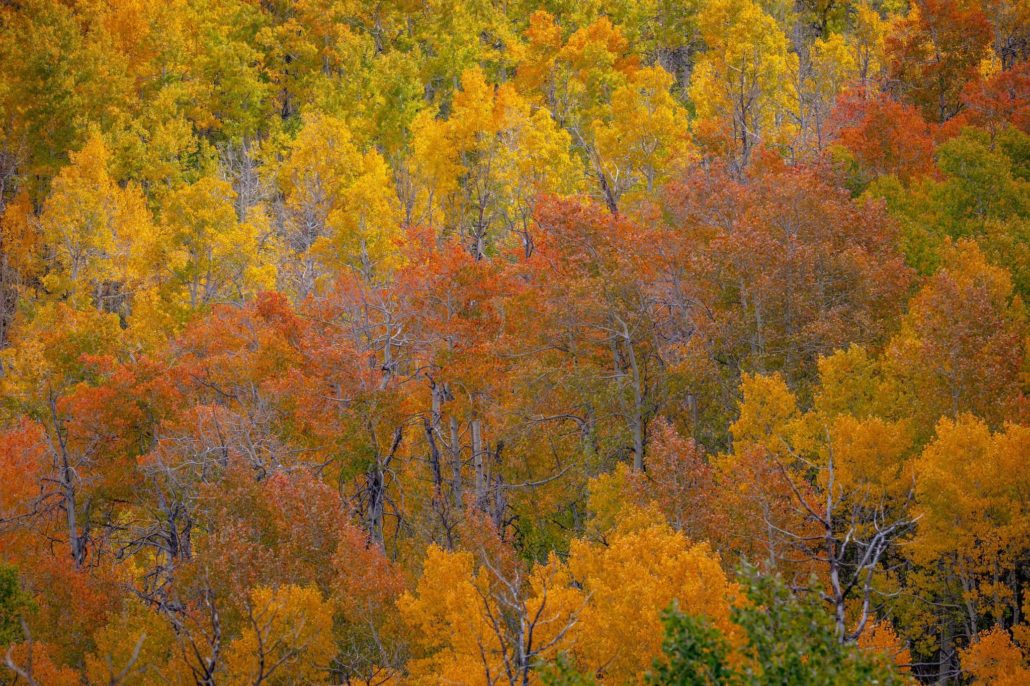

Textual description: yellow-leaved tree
[712,369,919,642]
[85,600,192,686]
[910,415,1030,640]
[224,584,336,686]
[592,65,693,208]
[515,13,689,215]
[961,625,1030,686]
[129,175,276,341]
[410,67,581,258]
[39,132,154,317]
[558,519,740,682]
[689,0,796,168]
[398,476,739,685]
[882,239,1026,439]
[275,111,404,293]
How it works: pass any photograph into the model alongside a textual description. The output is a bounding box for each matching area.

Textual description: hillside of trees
[0,0,1027,683]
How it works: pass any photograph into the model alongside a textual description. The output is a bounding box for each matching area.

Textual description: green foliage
[646,570,909,686]
[646,608,732,685]
[0,565,32,646]
[732,572,906,685]
[869,126,1029,296]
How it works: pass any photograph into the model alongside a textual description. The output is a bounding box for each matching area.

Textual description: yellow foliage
[399,524,738,685]
[585,462,664,535]
[826,414,913,499]
[160,176,276,307]
[410,67,580,252]
[0,301,124,403]
[852,2,887,85]
[882,239,1025,435]
[857,620,913,672]
[961,626,1030,685]
[912,415,1030,563]
[814,345,884,419]
[396,546,500,684]
[276,111,404,287]
[565,523,740,683]
[39,132,154,305]
[224,584,336,686]
[0,191,42,280]
[593,65,693,202]
[730,372,798,448]
[85,600,192,686]
[690,0,796,162]
[319,145,405,274]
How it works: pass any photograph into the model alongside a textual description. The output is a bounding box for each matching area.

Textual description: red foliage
[886,0,993,122]
[833,93,937,182]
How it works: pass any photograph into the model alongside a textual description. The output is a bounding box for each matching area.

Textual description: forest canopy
[0,0,1027,684]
